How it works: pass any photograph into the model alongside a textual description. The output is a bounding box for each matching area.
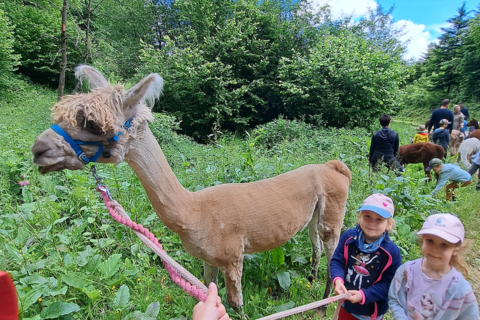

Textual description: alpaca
[397,143,445,180]
[448,129,464,156]
[31,66,351,310]
[457,138,480,169]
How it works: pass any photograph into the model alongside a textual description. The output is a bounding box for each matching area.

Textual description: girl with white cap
[388,213,478,319]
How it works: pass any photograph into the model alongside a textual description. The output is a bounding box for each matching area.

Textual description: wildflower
[307,284,311,288]
[137,278,141,282]
[309,258,312,262]
[112,286,115,290]
[114,292,116,295]
[18,181,30,187]
[299,280,303,284]
[38,298,42,302]
[116,311,119,314]
[201,280,204,283]
[135,286,137,289]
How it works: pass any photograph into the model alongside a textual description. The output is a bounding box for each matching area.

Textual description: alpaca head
[31,65,163,174]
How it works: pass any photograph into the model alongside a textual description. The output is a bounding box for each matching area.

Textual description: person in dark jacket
[330,194,402,320]
[427,99,454,134]
[369,114,403,173]
[432,119,451,157]
[460,103,469,120]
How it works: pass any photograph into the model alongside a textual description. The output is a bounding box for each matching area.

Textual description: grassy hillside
[0,81,479,319]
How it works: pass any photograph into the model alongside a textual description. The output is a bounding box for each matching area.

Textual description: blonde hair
[418,235,469,278]
[357,211,395,232]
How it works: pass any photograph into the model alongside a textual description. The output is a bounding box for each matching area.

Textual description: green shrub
[0,9,19,88]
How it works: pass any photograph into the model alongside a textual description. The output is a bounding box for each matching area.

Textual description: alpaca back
[458,138,480,168]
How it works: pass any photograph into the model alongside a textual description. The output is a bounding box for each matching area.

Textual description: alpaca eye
[85,120,103,134]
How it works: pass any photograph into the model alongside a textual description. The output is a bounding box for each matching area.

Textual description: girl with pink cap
[388,213,478,319]
[330,193,402,320]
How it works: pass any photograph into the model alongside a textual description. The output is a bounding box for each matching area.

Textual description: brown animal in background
[467,118,479,130]
[397,143,445,180]
[30,66,351,311]
[449,129,464,156]
[468,130,480,140]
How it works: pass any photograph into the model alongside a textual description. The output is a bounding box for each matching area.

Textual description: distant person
[369,114,404,173]
[432,119,450,157]
[452,105,465,131]
[460,103,469,120]
[413,125,428,143]
[427,158,472,201]
[468,150,480,191]
[427,99,454,134]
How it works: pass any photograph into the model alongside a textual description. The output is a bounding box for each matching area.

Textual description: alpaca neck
[124,122,195,233]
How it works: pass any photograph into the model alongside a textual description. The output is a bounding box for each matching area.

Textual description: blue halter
[50,118,133,165]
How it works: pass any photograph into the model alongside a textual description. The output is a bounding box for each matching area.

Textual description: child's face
[421,234,458,268]
[359,210,389,242]
[432,164,443,174]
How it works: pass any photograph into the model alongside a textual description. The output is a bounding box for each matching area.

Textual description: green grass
[0,81,479,320]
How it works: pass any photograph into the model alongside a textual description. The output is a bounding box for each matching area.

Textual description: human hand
[193,283,230,320]
[346,290,363,304]
[334,279,347,296]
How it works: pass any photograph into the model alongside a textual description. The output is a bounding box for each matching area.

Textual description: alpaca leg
[222,258,244,309]
[203,261,219,285]
[322,233,340,299]
[308,206,322,281]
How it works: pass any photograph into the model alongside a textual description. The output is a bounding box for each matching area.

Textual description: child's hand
[193,283,230,320]
[346,290,363,304]
[334,279,347,295]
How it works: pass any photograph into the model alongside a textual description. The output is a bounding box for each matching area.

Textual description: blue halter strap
[50,118,132,165]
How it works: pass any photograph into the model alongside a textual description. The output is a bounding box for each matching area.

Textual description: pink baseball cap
[417,213,464,244]
[357,193,395,218]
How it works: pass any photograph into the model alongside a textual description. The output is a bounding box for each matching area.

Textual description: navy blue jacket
[369,128,399,162]
[460,107,469,120]
[432,128,450,150]
[330,227,402,319]
[428,108,454,133]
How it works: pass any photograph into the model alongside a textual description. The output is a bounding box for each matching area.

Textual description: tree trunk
[58,0,68,101]
[84,0,92,64]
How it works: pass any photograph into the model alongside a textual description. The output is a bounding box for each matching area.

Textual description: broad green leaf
[271,247,284,267]
[53,217,69,225]
[21,288,43,311]
[145,301,160,318]
[98,254,122,279]
[40,302,80,319]
[75,246,95,266]
[86,290,101,301]
[293,257,308,264]
[113,284,130,309]
[62,273,90,289]
[276,271,291,290]
[5,243,23,263]
[272,301,295,313]
[14,227,29,246]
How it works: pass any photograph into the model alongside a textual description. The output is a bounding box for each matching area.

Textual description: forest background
[1,0,480,319]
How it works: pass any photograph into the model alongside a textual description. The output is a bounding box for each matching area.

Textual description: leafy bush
[254,117,317,149]
[0,9,19,88]
[278,31,407,128]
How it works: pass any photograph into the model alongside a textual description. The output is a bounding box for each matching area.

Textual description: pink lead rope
[96,185,208,301]
[92,166,349,318]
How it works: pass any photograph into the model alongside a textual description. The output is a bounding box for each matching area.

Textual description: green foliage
[279,31,407,128]
[3,0,82,87]
[0,9,19,88]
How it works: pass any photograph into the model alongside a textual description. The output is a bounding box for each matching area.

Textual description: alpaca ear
[74,65,108,89]
[123,74,163,110]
